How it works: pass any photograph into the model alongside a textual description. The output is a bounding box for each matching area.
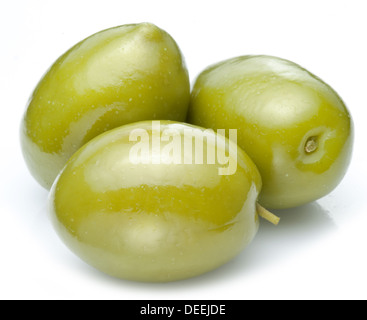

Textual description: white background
[1,0,367,300]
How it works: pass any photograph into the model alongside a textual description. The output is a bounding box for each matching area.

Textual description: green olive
[188,55,353,209]
[49,120,261,282]
[21,23,190,189]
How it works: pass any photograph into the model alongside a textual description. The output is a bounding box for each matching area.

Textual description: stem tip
[256,203,280,225]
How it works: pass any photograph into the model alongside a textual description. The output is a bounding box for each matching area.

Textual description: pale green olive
[21,23,190,189]
[49,121,261,282]
[188,55,353,209]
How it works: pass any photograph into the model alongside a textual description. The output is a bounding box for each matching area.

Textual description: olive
[188,55,353,209]
[21,23,190,189]
[49,120,263,282]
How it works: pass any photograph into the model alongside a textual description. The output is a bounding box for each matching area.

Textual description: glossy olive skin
[21,23,190,189]
[49,121,261,282]
[188,55,353,209]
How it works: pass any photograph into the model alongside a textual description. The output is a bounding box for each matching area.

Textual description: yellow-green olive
[21,23,190,189]
[188,55,353,209]
[49,121,261,282]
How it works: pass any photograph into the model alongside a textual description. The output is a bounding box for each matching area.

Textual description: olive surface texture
[49,121,262,282]
[21,23,190,189]
[188,55,353,209]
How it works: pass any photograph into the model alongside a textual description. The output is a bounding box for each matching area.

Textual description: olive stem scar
[256,203,280,225]
[305,136,318,154]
